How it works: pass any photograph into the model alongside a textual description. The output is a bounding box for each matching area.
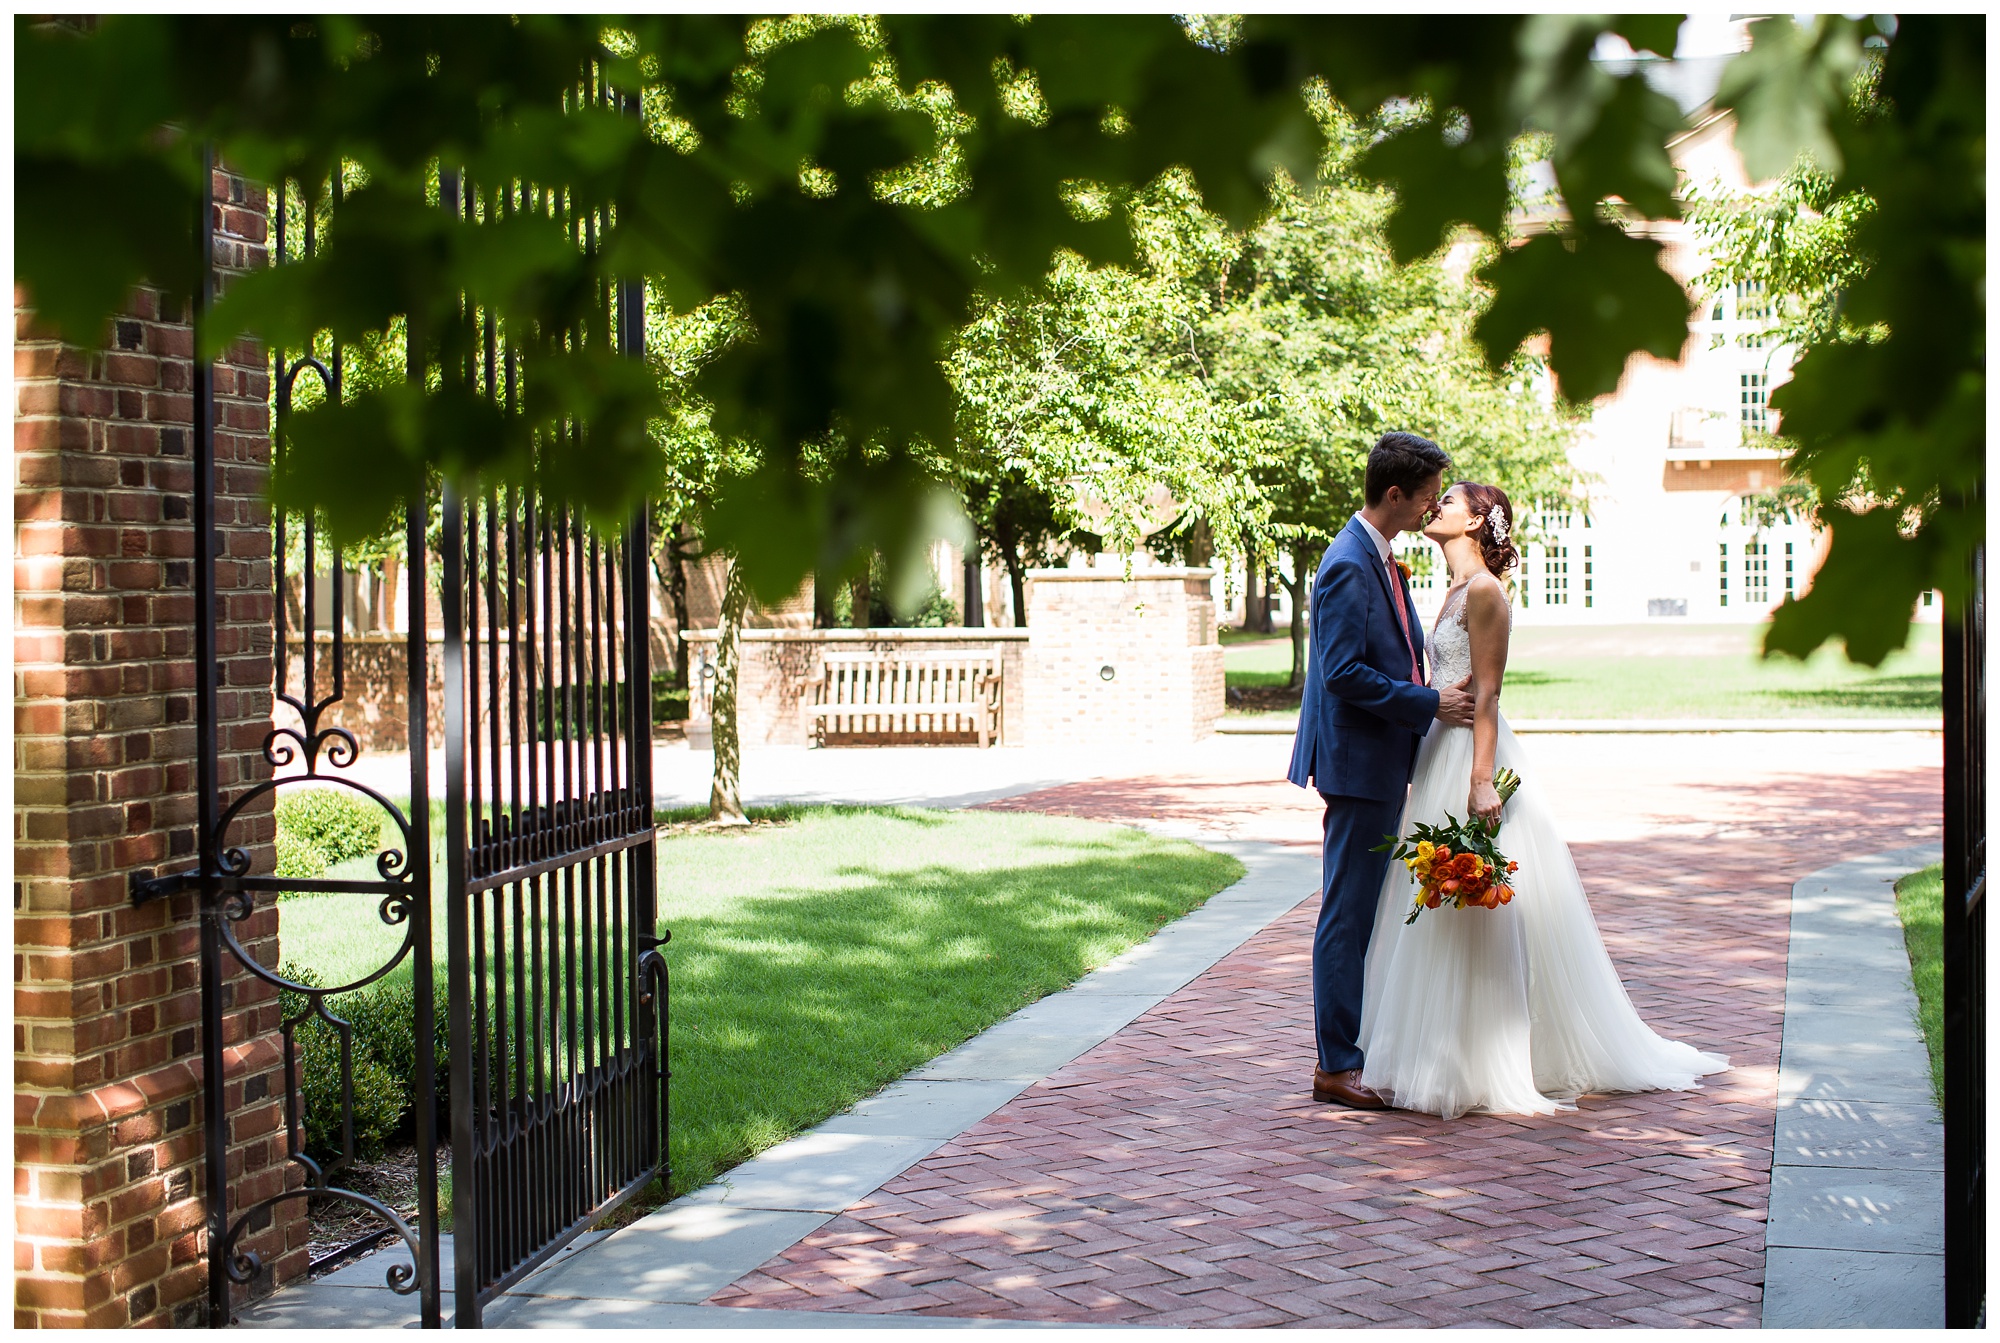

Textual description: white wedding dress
[1357,586,1729,1119]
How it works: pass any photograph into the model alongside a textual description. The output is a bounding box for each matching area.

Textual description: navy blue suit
[1287,517,1440,1073]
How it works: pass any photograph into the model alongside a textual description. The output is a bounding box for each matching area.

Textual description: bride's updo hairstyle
[1454,482,1519,579]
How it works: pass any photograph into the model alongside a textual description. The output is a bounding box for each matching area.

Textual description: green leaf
[1763,506,1935,667]
[16,154,201,345]
[1353,120,1510,263]
[1473,224,1690,400]
[1552,71,1684,219]
[1714,16,1864,180]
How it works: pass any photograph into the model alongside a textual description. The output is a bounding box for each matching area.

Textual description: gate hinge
[130,868,198,906]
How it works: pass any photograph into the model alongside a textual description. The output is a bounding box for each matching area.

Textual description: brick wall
[14,165,303,1327]
[282,633,445,754]
[1020,568,1223,747]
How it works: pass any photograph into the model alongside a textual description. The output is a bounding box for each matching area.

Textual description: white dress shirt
[1353,513,1395,567]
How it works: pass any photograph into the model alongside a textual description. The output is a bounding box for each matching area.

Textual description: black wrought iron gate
[140,105,667,1328]
[439,428,666,1324]
[1942,540,1984,1328]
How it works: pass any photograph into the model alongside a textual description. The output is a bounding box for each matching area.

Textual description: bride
[1357,482,1728,1119]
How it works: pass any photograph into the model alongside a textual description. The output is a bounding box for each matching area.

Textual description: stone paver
[705,734,1941,1327]
[1763,845,1944,1328]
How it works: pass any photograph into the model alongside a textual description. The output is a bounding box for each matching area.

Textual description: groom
[1288,431,1474,1108]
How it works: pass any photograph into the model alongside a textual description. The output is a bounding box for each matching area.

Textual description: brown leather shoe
[1312,1068,1387,1109]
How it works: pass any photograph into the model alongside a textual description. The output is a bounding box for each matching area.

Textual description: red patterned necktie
[1385,553,1423,686]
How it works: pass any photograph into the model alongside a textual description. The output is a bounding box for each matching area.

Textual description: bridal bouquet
[1375,769,1523,925]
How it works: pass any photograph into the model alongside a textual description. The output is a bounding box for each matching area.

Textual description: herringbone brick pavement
[706,734,1940,1327]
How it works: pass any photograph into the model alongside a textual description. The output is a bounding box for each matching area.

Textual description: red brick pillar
[14,164,304,1326]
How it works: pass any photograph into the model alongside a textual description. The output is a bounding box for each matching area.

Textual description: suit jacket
[1286,517,1441,802]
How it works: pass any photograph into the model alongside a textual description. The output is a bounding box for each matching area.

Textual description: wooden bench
[804,652,1003,748]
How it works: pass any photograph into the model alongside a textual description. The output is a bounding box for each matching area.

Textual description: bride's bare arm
[1465,574,1512,827]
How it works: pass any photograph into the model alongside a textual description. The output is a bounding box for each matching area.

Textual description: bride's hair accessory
[1450,480,1519,579]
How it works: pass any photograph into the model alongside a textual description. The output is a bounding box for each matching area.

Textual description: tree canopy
[16,14,1980,658]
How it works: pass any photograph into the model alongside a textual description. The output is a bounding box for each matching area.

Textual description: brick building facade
[14,166,304,1326]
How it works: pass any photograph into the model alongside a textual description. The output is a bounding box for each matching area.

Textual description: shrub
[909,586,962,628]
[278,963,409,1163]
[273,828,328,881]
[276,788,384,865]
[341,975,451,1116]
[652,674,690,722]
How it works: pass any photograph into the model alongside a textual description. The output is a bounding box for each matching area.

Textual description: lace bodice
[1427,582,1508,689]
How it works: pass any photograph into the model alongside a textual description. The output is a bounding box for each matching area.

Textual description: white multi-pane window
[1743,538,1770,604]
[1718,541,1730,607]
[1784,541,1796,599]
[1543,545,1569,606]
[1740,373,1771,432]
[1735,280,1772,321]
[1513,508,1590,616]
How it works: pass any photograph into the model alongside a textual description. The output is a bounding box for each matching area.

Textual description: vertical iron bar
[488,497,503,854]
[588,534,604,843]
[407,476,441,1329]
[443,475,478,1326]
[272,186,290,717]
[1943,537,1986,1328]
[468,498,484,866]
[558,509,575,850]
[193,141,230,1331]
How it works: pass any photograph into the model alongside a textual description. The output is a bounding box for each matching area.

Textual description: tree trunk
[1242,544,1260,633]
[962,553,984,627]
[1186,516,1214,569]
[668,529,690,691]
[1285,544,1313,690]
[995,514,1028,627]
[708,558,748,825]
[849,561,872,630]
[813,567,838,628]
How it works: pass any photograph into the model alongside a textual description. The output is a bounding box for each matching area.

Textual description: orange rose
[1506,861,1518,872]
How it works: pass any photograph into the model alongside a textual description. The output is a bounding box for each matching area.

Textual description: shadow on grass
[662,834,1239,1198]
[1760,675,1941,714]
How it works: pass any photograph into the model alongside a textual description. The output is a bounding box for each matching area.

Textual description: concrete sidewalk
[1762,845,1945,1329]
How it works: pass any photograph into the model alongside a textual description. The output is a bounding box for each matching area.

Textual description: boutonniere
[1395,559,1413,581]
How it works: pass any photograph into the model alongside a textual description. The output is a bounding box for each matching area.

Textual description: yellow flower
[1415,841,1436,861]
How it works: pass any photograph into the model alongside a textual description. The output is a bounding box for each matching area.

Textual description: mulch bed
[306,1146,446,1272]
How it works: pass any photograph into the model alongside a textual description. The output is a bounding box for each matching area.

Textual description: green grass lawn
[1893,863,1944,1113]
[278,804,1243,1200]
[655,806,1240,1195]
[1224,623,1941,720]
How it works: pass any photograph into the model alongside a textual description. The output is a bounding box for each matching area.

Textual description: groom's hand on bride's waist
[1434,676,1475,728]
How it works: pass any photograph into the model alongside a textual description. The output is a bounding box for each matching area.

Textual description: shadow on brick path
[703,751,1938,1327]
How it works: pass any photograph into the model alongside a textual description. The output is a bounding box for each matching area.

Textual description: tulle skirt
[1357,713,1729,1119]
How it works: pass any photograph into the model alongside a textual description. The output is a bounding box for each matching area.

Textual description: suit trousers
[1314,790,1404,1073]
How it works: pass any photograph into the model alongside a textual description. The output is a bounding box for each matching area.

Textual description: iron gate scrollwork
[141,80,668,1328]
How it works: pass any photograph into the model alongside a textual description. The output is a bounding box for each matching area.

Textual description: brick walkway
[706,735,1940,1327]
